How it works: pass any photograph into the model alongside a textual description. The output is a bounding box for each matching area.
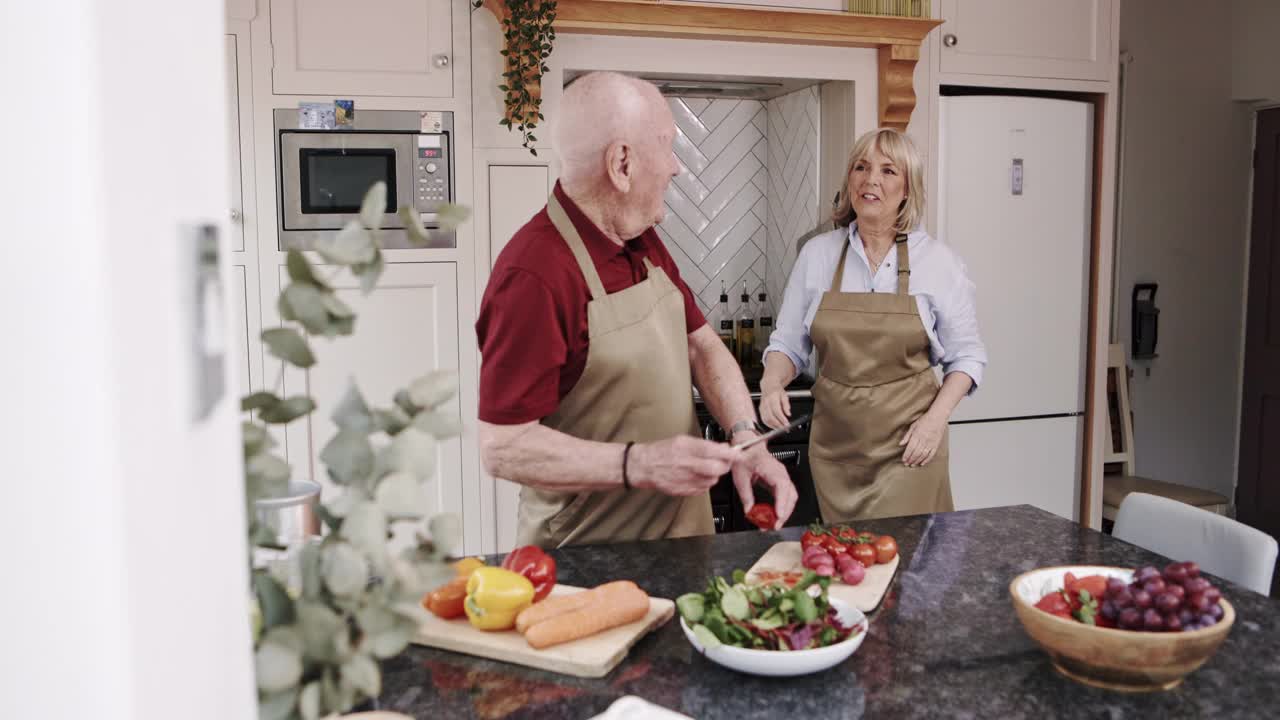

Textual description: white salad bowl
[680,597,868,677]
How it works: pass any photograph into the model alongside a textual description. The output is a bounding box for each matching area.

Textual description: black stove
[695,371,822,533]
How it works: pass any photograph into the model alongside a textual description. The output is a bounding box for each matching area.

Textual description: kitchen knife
[731,413,812,451]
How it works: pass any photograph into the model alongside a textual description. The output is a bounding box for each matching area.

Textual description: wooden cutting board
[413,584,673,679]
[745,542,900,613]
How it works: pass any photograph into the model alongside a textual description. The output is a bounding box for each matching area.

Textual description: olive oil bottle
[735,282,755,369]
[755,291,773,359]
[717,281,735,355]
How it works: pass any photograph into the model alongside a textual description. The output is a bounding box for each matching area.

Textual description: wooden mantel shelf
[483,0,943,130]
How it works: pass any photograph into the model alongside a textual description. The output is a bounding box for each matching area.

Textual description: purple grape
[1183,621,1202,632]
[1184,561,1201,579]
[1143,577,1167,595]
[1133,589,1153,610]
[1188,592,1211,613]
[1106,577,1128,596]
[1184,577,1211,595]
[1164,612,1183,632]
[1163,563,1189,584]
[1208,603,1224,621]
[1143,609,1165,631]
[1154,592,1181,614]
[1112,588,1134,608]
[1101,600,1118,621]
[1203,586,1222,604]
[1167,584,1186,602]
[1199,613,1218,627]
[1118,608,1143,630]
[1135,566,1161,584]
[1178,608,1195,625]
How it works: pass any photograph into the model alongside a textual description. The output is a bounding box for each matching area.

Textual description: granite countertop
[376,505,1280,719]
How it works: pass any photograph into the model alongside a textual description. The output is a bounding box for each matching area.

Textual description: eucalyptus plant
[474,0,557,155]
[242,182,470,720]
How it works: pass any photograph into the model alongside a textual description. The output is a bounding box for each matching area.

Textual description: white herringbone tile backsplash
[658,90,819,329]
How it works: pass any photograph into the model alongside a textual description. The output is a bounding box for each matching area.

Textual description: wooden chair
[1102,344,1229,521]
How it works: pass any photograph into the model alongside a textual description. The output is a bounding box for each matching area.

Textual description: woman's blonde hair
[832,128,926,233]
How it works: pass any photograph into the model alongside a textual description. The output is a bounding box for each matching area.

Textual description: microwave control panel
[413,134,451,213]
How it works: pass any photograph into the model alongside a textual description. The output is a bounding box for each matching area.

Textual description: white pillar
[2,2,256,719]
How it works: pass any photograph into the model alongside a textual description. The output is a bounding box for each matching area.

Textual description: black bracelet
[622,441,635,490]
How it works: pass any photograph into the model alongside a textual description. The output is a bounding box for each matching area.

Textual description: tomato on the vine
[822,534,850,555]
[851,543,877,567]
[801,525,826,550]
[873,535,898,564]
[833,525,858,542]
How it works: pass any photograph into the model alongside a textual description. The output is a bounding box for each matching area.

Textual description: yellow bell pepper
[452,557,485,578]
[464,566,534,631]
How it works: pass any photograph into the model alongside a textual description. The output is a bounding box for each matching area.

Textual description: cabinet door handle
[433,54,451,69]
[943,33,958,48]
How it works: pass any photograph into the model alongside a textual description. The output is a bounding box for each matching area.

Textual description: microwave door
[280,131,405,232]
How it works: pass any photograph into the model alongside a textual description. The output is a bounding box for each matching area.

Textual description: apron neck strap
[894,233,910,295]
[547,191,608,300]
[831,236,852,291]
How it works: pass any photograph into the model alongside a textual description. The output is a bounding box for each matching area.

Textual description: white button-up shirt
[764,223,987,389]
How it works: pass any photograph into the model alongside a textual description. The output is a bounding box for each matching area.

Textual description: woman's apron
[808,234,954,523]
[513,193,714,548]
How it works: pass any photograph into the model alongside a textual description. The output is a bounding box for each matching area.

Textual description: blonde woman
[759,128,986,522]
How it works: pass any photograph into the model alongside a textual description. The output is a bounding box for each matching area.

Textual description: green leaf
[286,249,324,288]
[246,452,291,500]
[429,513,462,556]
[242,392,282,413]
[332,313,355,337]
[411,408,462,439]
[322,541,369,597]
[320,291,354,318]
[241,421,275,457]
[341,653,381,701]
[262,327,316,368]
[259,395,316,424]
[324,488,366,518]
[720,586,749,620]
[692,623,722,649]
[280,282,330,335]
[340,501,388,559]
[253,572,296,630]
[315,220,377,266]
[257,689,299,720]
[263,625,305,655]
[374,471,425,519]
[359,181,388,230]
[399,206,433,248]
[369,620,416,659]
[320,429,374,486]
[297,542,324,600]
[331,382,374,433]
[408,370,459,409]
[296,600,344,661]
[255,639,303,692]
[393,390,419,416]
[373,406,412,435]
[298,681,321,720]
[321,667,354,715]
[354,247,384,295]
[383,428,438,482]
[436,203,471,231]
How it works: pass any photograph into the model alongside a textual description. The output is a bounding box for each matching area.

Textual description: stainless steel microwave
[274,109,455,250]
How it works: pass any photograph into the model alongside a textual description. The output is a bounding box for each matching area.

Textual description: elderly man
[475,71,796,548]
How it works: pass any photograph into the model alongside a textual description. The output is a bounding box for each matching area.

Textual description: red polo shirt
[476,182,707,424]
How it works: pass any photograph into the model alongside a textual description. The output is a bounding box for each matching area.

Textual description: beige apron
[514,193,714,548]
[808,234,954,523]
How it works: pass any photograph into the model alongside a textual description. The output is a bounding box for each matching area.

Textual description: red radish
[841,560,866,585]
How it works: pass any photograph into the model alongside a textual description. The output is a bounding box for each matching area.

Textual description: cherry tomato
[873,535,898,564]
[855,532,876,545]
[801,527,826,550]
[822,534,850,555]
[851,543,877,567]
[834,525,858,542]
[745,503,777,530]
[423,576,468,619]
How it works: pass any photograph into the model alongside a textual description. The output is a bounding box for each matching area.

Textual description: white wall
[1116,0,1253,500]
[4,1,255,719]
[1231,0,1280,103]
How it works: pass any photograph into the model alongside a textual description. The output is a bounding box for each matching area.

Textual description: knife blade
[731,413,812,451]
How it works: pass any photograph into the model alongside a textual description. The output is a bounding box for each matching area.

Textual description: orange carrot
[523,582,650,650]
[514,580,638,634]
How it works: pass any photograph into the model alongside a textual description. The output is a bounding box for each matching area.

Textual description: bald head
[556,72,672,184]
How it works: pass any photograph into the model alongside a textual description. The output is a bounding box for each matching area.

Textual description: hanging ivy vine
[474,0,557,156]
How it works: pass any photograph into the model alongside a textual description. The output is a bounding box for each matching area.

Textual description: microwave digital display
[299,148,397,214]
[419,148,442,159]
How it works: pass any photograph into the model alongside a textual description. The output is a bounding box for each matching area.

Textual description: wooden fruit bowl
[1009,566,1235,692]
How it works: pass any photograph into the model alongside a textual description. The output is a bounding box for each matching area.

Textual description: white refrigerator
[939,96,1092,521]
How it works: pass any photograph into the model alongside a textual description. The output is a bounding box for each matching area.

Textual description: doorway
[1237,106,1280,595]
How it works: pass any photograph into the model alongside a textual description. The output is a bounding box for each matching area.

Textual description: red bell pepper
[501,545,557,603]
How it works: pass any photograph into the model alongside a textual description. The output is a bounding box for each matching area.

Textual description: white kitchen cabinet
[938,0,1114,82]
[281,262,465,544]
[949,417,1082,521]
[225,34,245,252]
[231,265,252,397]
[269,0,453,97]
[488,164,550,262]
